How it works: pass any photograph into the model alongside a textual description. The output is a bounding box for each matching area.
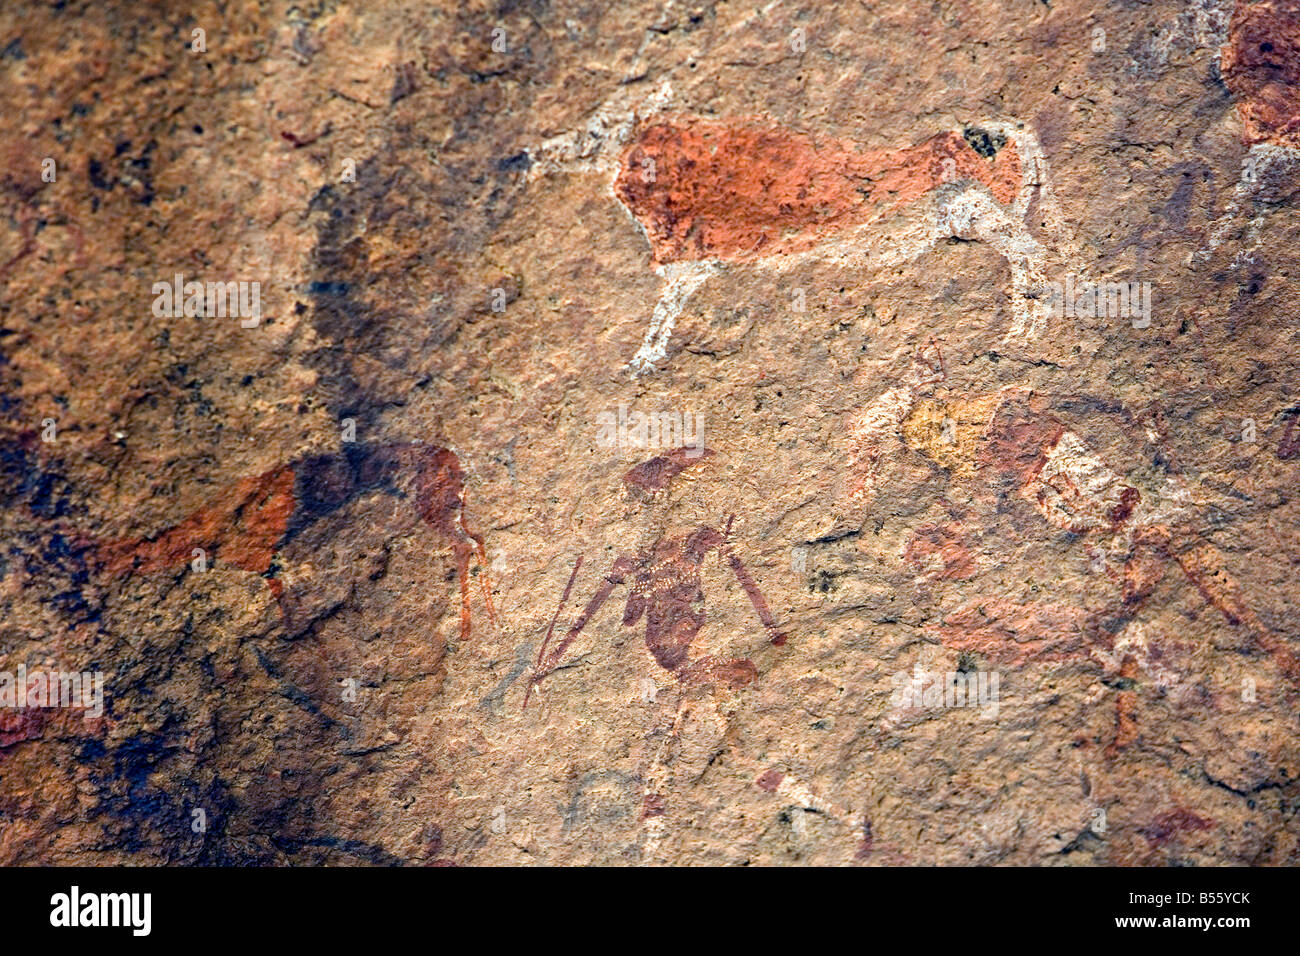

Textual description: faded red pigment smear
[95,466,297,583]
[0,703,106,761]
[1139,808,1215,847]
[903,518,977,581]
[614,117,1021,264]
[641,793,667,820]
[1278,413,1300,459]
[622,446,714,493]
[0,709,48,750]
[93,443,494,641]
[1223,0,1300,147]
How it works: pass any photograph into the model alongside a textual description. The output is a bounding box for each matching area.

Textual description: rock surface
[0,0,1297,865]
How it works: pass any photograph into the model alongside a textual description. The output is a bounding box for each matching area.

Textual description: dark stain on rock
[962,125,1006,158]
[496,150,531,174]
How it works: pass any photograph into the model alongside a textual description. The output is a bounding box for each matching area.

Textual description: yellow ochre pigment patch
[901,392,1005,476]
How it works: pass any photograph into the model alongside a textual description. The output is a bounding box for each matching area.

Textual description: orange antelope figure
[531,100,1065,373]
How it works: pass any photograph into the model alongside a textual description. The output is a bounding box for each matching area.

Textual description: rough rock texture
[0,0,1298,865]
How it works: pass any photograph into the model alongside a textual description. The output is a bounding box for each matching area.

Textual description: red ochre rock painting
[903,518,979,582]
[1223,0,1300,147]
[93,443,495,641]
[529,513,785,701]
[921,389,1300,755]
[1139,807,1216,847]
[614,117,1022,264]
[621,446,715,494]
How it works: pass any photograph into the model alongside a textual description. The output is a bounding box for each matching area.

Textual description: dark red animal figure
[92,442,495,640]
[621,447,714,494]
[1279,412,1300,460]
[528,514,785,703]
